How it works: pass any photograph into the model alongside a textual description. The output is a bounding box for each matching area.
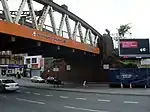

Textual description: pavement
[1,87,150,112]
[8,77,150,96]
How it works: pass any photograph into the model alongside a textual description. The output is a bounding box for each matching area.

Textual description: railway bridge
[0,0,113,82]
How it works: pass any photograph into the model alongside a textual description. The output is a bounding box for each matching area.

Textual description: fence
[109,68,150,87]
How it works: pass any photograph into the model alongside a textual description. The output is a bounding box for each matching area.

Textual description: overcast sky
[1,0,150,39]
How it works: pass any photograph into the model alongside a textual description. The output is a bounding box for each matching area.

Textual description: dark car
[46,76,55,84]
[54,79,62,85]
[46,76,62,85]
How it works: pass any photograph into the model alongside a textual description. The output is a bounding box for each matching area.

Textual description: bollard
[121,83,123,88]
[130,83,132,88]
[145,85,147,88]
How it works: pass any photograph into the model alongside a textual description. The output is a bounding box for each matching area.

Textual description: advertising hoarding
[119,39,149,58]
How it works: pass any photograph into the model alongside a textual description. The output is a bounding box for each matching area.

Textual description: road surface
[0,87,150,112]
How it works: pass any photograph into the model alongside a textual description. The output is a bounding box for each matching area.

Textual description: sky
[53,0,150,39]
[1,0,150,39]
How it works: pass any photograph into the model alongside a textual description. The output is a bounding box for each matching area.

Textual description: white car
[31,76,45,83]
[0,79,19,92]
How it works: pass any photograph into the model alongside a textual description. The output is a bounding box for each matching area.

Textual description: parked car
[0,79,19,92]
[54,79,62,85]
[31,76,45,83]
[46,76,55,84]
[46,76,62,85]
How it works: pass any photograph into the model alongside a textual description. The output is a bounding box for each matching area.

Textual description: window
[2,79,15,83]
[26,58,30,64]
[32,58,37,63]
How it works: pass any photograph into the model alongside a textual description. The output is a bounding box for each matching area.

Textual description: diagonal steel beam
[65,15,72,39]
[49,6,57,35]
[94,35,98,47]
[88,30,93,46]
[34,0,102,38]
[1,0,13,22]
[84,29,90,43]
[78,23,84,43]
[72,22,80,41]
[38,5,50,31]
[14,0,27,24]
[58,14,66,36]
[27,0,39,29]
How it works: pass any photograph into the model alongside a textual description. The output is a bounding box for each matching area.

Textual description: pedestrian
[83,80,87,88]
[53,79,56,88]
[17,72,21,79]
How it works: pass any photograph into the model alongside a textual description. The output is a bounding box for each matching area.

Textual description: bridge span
[0,0,112,82]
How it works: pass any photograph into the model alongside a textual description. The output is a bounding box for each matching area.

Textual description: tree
[117,23,132,38]
[113,23,132,48]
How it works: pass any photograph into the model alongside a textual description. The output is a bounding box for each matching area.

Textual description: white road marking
[60,96,68,99]
[45,94,53,97]
[124,101,139,104]
[76,97,87,100]
[98,99,110,102]
[34,93,40,95]
[16,98,45,105]
[25,92,30,94]
[64,106,108,112]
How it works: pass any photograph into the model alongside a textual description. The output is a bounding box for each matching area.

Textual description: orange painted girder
[0,20,100,54]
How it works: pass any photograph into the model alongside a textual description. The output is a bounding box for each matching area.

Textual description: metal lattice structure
[0,0,102,47]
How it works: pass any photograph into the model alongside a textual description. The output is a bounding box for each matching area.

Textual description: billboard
[119,39,149,58]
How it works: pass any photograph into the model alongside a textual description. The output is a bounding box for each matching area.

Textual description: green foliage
[117,23,132,38]
[120,61,138,68]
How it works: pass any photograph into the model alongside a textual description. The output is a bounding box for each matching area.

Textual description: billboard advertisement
[119,39,149,58]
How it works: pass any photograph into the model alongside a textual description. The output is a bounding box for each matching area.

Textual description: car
[46,76,55,84]
[31,76,45,83]
[53,79,62,85]
[46,76,62,85]
[0,79,19,92]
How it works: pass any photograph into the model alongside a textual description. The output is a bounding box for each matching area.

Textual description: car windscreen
[37,77,42,80]
[33,77,39,79]
[2,80,15,83]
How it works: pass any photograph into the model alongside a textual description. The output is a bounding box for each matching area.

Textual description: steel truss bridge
[0,0,102,54]
[0,0,110,82]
